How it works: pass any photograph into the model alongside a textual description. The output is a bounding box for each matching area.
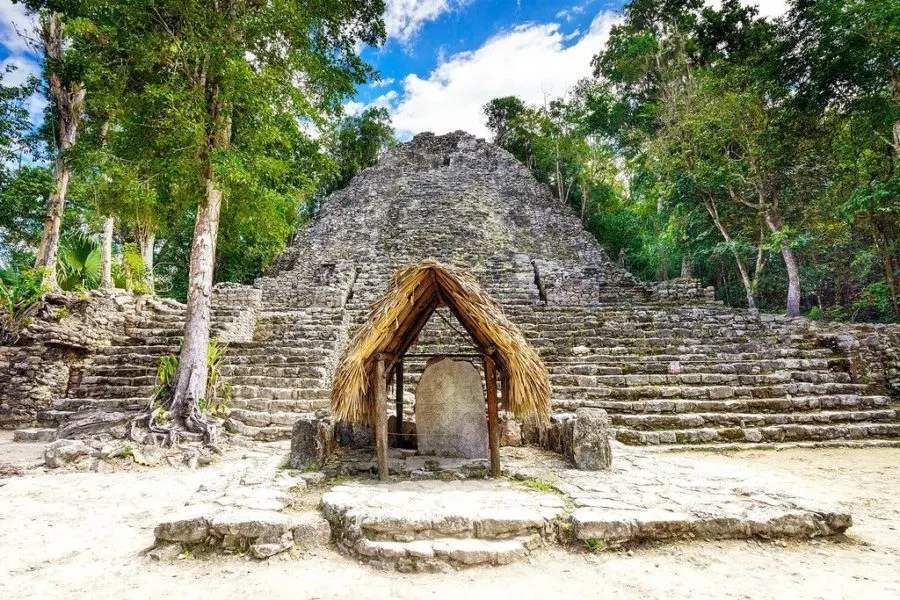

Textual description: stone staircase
[505,304,899,447]
[22,130,898,450]
[320,480,566,571]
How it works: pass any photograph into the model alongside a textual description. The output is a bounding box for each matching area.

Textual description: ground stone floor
[1,431,898,599]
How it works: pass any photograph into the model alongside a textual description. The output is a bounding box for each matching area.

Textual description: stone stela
[414,357,489,459]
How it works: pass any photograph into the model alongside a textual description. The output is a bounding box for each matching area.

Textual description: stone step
[612,408,899,431]
[551,394,894,414]
[646,438,900,452]
[70,385,157,399]
[353,535,540,569]
[544,358,834,375]
[228,408,318,427]
[550,371,851,387]
[615,421,900,445]
[228,385,331,401]
[224,417,293,441]
[550,382,869,401]
[228,398,330,414]
[13,427,57,443]
[53,397,148,412]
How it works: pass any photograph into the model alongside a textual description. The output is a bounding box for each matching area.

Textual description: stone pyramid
[4,131,899,447]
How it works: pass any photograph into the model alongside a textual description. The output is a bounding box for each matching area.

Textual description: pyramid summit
[2,131,899,447]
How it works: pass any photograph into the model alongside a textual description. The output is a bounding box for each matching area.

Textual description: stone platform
[322,479,566,570]
[319,445,851,570]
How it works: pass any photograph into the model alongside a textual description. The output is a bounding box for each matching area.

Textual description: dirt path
[1,438,897,600]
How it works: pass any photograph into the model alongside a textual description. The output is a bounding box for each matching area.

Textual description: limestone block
[499,418,522,447]
[154,505,213,543]
[289,415,334,469]
[43,438,92,469]
[568,408,612,471]
[291,512,332,549]
[415,357,488,459]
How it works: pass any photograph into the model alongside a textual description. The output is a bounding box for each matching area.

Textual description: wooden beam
[395,360,404,443]
[484,353,501,478]
[375,355,389,481]
[385,299,438,373]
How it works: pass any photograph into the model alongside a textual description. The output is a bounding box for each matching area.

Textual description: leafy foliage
[0,268,47,343]
[485,0,898,322]
[154,337,229,416]
[56,231,101,291]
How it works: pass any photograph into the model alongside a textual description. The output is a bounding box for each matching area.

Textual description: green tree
[324,106,396,194]
[19,3,87,287]
[99,0,386,439]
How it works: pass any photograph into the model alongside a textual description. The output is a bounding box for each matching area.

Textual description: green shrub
[0,268,48,343]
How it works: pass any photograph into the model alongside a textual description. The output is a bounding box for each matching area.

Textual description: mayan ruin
[2,0,899,597]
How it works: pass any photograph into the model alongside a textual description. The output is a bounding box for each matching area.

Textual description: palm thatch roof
[331,260,551,425]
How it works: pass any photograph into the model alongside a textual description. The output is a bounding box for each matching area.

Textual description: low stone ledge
[569,507,852,547]
[154,506,331,559]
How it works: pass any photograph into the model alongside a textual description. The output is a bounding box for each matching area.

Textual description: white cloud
[371,90,399,110]
[384,0,472,44]
[343,100,366,117]
[745,0,789,18]
[0,0,36,53]
[385,12,619,138]
[0,2,44,128]
[710,0,789,19]
[371,77,396,88]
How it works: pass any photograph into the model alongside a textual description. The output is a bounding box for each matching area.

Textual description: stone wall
[0,290,141,428]
[651,278,717,303]
[810,321,900,397]
[211,284,262,343]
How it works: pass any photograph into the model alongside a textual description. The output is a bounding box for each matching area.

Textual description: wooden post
[375,355,389,481]
[395,360,404,444]
[484,352,501,478]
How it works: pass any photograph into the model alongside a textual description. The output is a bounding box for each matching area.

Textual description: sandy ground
[1,433,898,600]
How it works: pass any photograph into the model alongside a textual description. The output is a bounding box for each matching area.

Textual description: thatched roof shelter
[330,260,551,427]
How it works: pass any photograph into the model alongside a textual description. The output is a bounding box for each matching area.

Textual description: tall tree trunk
[33,12,85,287]
[134,226,156,293]
[100,216,114,288]
[764,212,802,317]
[872,223,899,315]
[165,95,231,439]
[702,195,757,309]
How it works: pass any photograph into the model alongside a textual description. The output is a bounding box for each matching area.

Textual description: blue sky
[1,0,788,140]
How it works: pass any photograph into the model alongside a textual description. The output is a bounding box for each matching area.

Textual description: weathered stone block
[154,505,213,543]
[44,438,92,468]
[289,415,334,469]
[291,512,332,549]
[567,408,612,471]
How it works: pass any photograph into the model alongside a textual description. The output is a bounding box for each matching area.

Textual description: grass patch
[522,478,562,494]
[585,537,606,553]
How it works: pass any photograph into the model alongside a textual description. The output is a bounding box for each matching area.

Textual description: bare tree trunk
[680,256,693,278]
[764,212,802,317]
[164,98,231,440]
[33,12,85,287]
[702,196,757,309]
[134,226,156,293]
[100,216,114,288]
